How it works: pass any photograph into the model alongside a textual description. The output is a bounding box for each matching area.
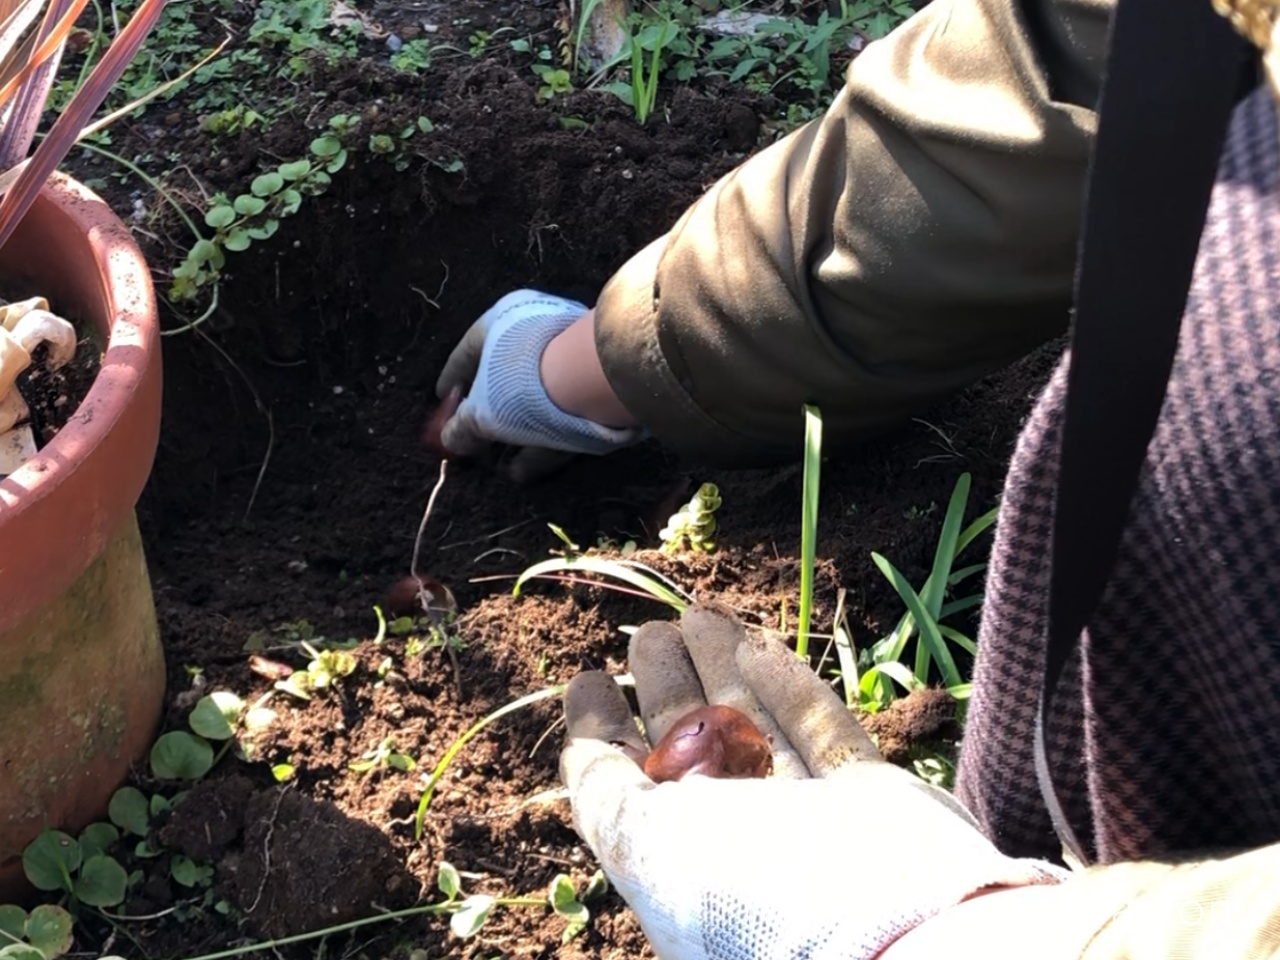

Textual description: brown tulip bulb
[642,705,773,783]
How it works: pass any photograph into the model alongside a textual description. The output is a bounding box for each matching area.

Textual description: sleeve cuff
[593,236,793,466]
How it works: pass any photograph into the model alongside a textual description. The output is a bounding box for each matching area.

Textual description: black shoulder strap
[1035,0,1250,865]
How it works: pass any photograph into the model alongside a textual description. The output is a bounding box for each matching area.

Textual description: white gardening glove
[0,298,76,473]
[434,290,645,481]
[560,604,1066,960]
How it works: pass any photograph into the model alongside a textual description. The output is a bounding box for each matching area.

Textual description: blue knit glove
[435,291,645,474]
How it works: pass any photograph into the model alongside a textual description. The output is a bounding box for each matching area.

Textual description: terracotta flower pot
[0,172,165,899]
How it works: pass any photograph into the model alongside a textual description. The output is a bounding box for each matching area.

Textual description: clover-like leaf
[149,794,172,818]
[582,869,609,901]
[24,905,72,958]
[437,861,460,901]
[549,874,589,924]
[0,905,25,943]
[189,691,244,740]
[324,148,347,174]
[223,228,252,253]
[0,944,44,960]
[417,116,434,133]
[188,238,220,265]
[449,895,494,939]
[150,731,214,781]
[78,822,120,861]
[275,672,312,701]
[22,831,78,893]
[278,189,303,216]
[250,172,284,197]
[248,220,280,241]
[309,134,341,158]
[170,856,211,888]
[278,159,312,181]
[74,855,127,907]
[233,195,267,218]
[243,706,276,732]
[204,205,236,229]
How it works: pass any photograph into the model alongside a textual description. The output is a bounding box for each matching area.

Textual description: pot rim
[0,171,161,632]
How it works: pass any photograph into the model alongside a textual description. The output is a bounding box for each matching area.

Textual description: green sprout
[659,482,722,555]
[349,736,417,775]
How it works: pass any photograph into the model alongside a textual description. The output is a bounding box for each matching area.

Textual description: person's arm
[880,843,1280,959]
[539,309,638,428]
[587,0,1111,465]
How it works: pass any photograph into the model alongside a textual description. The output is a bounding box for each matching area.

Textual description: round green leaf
[149,794,172,818]
[232,195,267,217]
[223,228,252,253]
[309,135,341,158]
[279,189,303,216]
[74,855,127,907]
[324,148,348,174]
[270,763,295,783]
[204,205,236,229]
[243,706,276,732]
[108,786,150,835]
[22,831,78,893]
[247,220,279,242]
[0,905,25,942]
[0,945,44,960]
[436,861,460,900]
[251,172,284,196]
[549,873,577,911]
[449,895,494,940]
[24,905,72,959]
[278,159,312,181]
[78,822,120,861]
[169,855,208,888]
[189,691,244,740]
[188,238,220,264]
[150,731,214,780]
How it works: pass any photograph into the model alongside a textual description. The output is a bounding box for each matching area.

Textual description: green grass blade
[871,552,963,689]
[833,613,857,709]
[859,660,918,703]
[954,506,998,558]
[514,556,688,610]
[414,685,567,837]
[936,624,977,656]
[797,404,823,658]
[918,472,970,621]
[946,562,987,586]
[938,594,983,619]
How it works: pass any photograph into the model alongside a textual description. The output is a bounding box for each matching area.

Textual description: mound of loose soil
[47,1,1063,956]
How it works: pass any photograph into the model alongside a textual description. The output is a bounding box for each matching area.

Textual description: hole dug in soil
[69,43,1065,960]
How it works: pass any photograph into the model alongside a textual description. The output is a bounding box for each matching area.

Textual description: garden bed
[42,0,1062,956]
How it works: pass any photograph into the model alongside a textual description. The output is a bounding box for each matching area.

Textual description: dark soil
[49,0,1061,956]
[15,338,102,445]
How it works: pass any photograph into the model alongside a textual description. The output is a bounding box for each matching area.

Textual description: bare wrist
[539,308,639,428]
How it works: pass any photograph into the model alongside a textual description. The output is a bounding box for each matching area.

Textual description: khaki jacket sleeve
[1070,843,1280,958]
[594,0,1111,465]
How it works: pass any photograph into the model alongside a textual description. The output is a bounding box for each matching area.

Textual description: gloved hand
[434,290,645,481]
[560,604,1066,960]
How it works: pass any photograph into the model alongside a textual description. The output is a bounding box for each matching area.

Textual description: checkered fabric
[956,85,1280,864]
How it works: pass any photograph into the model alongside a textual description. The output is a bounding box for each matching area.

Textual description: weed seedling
[350,736,417,775]
[659,482,721,554]
[275,641,358,700]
